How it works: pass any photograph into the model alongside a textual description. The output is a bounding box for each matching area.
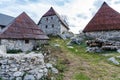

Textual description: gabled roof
[83,2,120,32]
[0,12,49,40]
[0,13,14,26]
[38,7,69,30]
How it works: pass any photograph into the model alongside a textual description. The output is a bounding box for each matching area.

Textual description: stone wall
[60,24,68,34]
[0,52,48,80]
[38,15,68,35]
[1,39,35,52]
[84,30,120,39]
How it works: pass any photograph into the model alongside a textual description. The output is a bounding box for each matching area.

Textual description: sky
[0,0,120,33]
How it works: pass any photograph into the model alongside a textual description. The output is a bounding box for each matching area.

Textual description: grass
[73,73,91,80]
[48,37,120,80]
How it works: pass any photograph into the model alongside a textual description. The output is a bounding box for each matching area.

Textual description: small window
[52,24,54,28]
[46,18,48,21]
[51,17,53,19]
[46,25,48,28]
[25,40,29,44]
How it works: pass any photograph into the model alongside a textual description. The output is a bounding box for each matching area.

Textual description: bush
[7,49,22,53]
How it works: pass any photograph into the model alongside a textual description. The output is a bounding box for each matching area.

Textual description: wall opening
[52,24,54,28]
[25,40,29,44]
[46,25,48,28]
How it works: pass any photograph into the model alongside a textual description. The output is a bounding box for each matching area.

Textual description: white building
[38,7,69,36]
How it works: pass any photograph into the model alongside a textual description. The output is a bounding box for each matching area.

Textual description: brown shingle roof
[38,7,69,30]
[0,12,49,40]
[83,2,120,32]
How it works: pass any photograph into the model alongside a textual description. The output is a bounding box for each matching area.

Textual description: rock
[86,47,102,53]
[38,70,43,73]
[13,71,23,77]
[108,57,119,65]
[67,46,74,49]
[36,73,43,79]
[0,45,6,54]
[9,67,18,72]
[24,74,35,80]
[59,34,67,40]
[46,63,53,68]
[67,41,72,46]
[16,77,22,80]
[70,37,82,45]
[117,49,120,53]
[54,44,60,47]
[52,67,58,74]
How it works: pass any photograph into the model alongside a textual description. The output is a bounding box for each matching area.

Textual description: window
[46,18,48,21]
[51,17,53,19]
[46,25,48,28]
[25,40,29,44]
[52,24,54,28]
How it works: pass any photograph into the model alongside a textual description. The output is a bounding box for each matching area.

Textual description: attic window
[25,40,29,44]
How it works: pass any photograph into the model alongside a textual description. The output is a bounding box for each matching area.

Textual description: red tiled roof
[0,12,49,40]
[38,7,69,30]
[83,2,120,32]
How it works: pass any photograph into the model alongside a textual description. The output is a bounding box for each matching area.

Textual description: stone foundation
[0,39,48,52]
[84,30,120,39]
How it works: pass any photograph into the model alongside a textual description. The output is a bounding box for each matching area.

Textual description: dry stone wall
[0,52,48,80]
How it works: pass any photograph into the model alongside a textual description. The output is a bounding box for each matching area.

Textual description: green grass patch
[73,73,91,80]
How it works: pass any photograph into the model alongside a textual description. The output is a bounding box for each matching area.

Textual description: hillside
[46,37,120,80]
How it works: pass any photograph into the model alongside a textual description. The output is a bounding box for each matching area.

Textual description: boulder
[46,63,53,68]
[117,49,120,53]
[86,47,102,53]
[108,57,119,65]
[24,74,35,80]
[13,71,23,77]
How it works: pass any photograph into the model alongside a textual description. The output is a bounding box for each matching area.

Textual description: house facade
[83,2,120,39]
[0,13,14,31]
[38,7,69,36]
[0,12,49,52]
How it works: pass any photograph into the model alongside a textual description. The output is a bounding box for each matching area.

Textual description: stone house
[0,13,14,31]
[83,2,120,39]
[38,7,69,36]
[0,12,49,51]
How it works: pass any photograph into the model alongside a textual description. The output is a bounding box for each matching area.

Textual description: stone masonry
[84,30,120,39]
[0,52,48,80]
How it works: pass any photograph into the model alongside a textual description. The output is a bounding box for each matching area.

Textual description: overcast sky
[0,0,120,33]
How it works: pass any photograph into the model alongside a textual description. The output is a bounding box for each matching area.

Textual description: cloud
[0,0,120,33]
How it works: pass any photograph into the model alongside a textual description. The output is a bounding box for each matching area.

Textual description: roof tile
[83,2,120,32]
[0,12,49,40]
